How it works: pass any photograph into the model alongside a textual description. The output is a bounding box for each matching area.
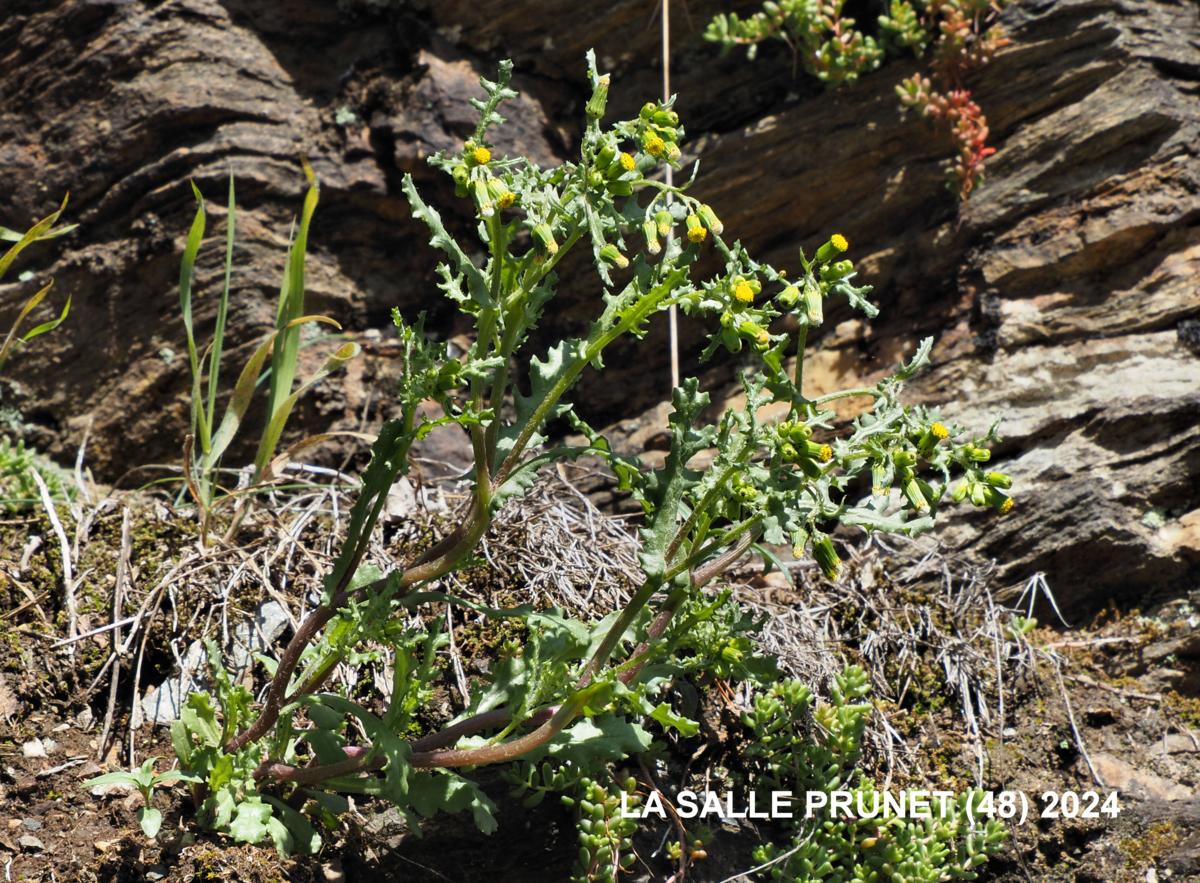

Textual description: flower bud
[803,277,823,325]
[790,527,810,559]
[965,445,991,462]
[788,422,813,442]
[469,144,492,166]
[812,533,842,581]
[950,480,969,503]
[919,421,950,450]
[779,442,799,462]
[595,141,617,170]
[697,204,724,235]
[892,449,917,469]
[665,142,682,163]
[532,223,558,255]
[486,177,514,211]
[451,163,470,198]
[803,440,833,462]
[639,101,657,120]
[984,471,1012,489]
[585,74,610,120]
[815,233,849,262]
[472,179,494,218]
[685,213,707,244]
[652,109,679,127]
[820,259,854,282]
[732,277,755,304]
[642,218,661,254]
[903,477,929,512]
[777,285,800,308]
[607,179,633,197]
[655,210,673,237]
[598,243,629,269]
[642,132,666,157]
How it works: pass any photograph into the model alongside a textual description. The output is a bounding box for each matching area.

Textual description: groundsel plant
[125,55,1013,856]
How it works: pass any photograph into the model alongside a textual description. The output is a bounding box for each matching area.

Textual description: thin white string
[662,0,680,392]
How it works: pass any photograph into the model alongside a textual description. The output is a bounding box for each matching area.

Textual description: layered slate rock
[0,0,1196,611]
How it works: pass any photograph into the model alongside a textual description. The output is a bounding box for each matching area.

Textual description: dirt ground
[0,486,1197,882]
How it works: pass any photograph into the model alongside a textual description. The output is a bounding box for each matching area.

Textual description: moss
[1119,820,1179,871]
[1163,691,1200,728]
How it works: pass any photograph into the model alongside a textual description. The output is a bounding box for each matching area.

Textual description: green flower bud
[685,213,707,244]
[966,444,991,462]
[585,74,610,119]
[665,142,682,163]
[803,277,823,325]
[777,284,800,308]
[788,422,813,442]
[815,233,849,262]
[697,203,724,235]
[984,470,1012,489]
[451,163,470,198]
[472,178,494,218]
[791,527,810,559]
[639,101,657,120]
[779,442,799,462]
[642,218,661,254]
[813,534,841,581]
[893,449,917,468]
[871,462,890,497]
[820,259,854,282]
[950,480,969,503]
[598,243,629,269]
[903,477,929,512]
[607,179,633,197]
[919,421,950,451]
[595,141,617,170]
[655,209,673,237]
[652,108,679,127]
[803,439,833,462]
[969,481,987,507]
[532,223,558,255]
[486,176,514,211]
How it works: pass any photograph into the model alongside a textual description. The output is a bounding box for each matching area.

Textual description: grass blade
[0,194,69,281]
[260,162,319,474]
[178,183,209,451]
[205,173,236,443]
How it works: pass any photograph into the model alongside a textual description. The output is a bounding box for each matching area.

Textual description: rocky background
[0,0,1197,615]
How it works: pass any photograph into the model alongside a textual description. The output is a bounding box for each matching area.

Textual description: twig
[31,470,76,655]
[99,508,132,759]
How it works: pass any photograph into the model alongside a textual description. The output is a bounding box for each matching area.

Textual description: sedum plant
[117,55,1012,859]
[707,0,1012,198]
[742,667,1006,880]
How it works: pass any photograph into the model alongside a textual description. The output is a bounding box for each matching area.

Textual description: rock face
[0,0,1196,612]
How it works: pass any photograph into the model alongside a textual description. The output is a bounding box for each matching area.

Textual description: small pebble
[21,739,46,759]
[21,818,42,832]
[18,834,45,852]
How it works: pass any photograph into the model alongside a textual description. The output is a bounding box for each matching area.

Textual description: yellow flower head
[643,133,666,157]
[999,496,1014,515]
[733,280,755,303]
[496,191,515,210]
[755,329,770,346]
[472,146,492,165]
[831,233,849,252]
[619,152,636,172]
[687,225,707,244]
[930,422,949,440]
[817,444,833,463]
